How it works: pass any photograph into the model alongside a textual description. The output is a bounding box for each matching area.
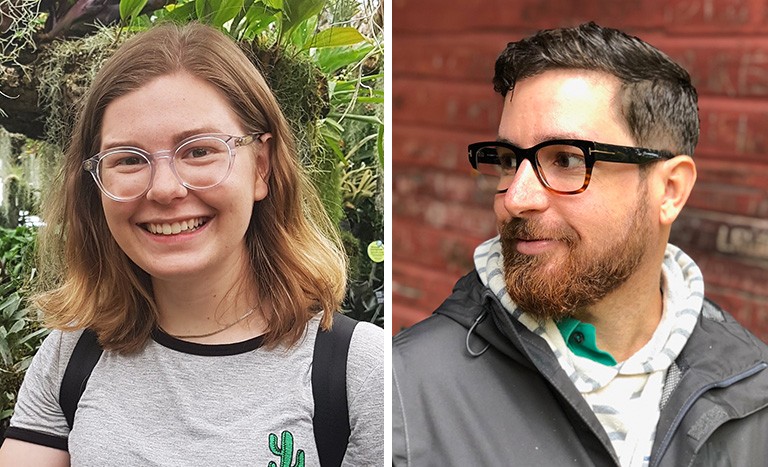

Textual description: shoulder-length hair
[35,22,347,353]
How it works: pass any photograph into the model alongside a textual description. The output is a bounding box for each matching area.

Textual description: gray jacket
[392,272,768,466]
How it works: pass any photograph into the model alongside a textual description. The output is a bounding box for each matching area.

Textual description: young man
[392,22,768,466]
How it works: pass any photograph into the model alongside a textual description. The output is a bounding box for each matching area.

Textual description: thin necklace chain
[159,306,257,339]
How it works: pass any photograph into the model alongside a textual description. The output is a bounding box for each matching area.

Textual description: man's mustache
[500,218,578,248]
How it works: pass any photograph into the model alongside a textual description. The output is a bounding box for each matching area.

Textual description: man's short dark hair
[493,22,699,156]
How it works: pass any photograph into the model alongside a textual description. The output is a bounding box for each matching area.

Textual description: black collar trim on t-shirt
[151,327,265,356]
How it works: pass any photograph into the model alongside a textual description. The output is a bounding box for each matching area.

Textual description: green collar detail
[556,317,617,366]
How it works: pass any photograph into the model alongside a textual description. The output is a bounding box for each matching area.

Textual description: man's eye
[552,152,585,168]
[498,154,516,173]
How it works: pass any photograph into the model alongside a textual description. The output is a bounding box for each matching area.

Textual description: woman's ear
[657,155,697,226]
[253,133,272,202]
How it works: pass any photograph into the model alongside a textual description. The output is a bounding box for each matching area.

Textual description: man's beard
[501,192,651,322]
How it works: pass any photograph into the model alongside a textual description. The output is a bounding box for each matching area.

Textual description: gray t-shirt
[8,316,384,466]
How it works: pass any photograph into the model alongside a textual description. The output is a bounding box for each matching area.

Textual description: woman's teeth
[146,218,206,235]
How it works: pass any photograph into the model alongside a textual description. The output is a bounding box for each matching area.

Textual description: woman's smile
[142,217,210,236]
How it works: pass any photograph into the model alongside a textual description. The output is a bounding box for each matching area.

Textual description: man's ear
[253,133,272,201]
[656,155,696,226]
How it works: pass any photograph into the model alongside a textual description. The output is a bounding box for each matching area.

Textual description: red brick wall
[392,0,768,341]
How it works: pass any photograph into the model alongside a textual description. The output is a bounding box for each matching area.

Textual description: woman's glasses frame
[83,132,266,202]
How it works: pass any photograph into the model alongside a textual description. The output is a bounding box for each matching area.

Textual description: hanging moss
[37,27,127,148]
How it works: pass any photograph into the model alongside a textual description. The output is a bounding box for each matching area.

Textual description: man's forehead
[507,69,621,100]
[499,69,628,146]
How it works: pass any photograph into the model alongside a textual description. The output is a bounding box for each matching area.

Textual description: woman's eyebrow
[100,127,226,150]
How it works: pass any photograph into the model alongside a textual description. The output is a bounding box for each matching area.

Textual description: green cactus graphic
[268,430,306,467]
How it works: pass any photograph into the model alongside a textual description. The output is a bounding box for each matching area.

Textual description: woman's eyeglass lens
[83,134,258,202]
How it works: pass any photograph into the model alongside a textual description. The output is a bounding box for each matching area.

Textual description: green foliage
[0,226,47,434]
[282,0,324,43]
[119,0,150,24]
[313,41,373,75]
[0,227,36,305]
[313,1,383,324]
[304,26,365,50]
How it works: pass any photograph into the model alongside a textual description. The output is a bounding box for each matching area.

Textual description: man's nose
[502,159,549,217]
[145,153,187,204]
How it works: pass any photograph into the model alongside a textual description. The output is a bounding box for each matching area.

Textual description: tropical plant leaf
[195,0,209,20]
[210,0,245,27]
[376,124,383,167]
[328,113,382,125]
[0,337,11,366]
[8,318,25,335]
[16,355,34,372]
[119,0,149,22]
[16,327,49,347]
[304,27,365,50]
[313,43,374,74]
[0,294,20,319]
[282,0,324,37]
[354,96,384,104]
[163,1,196,21]
[287,13,316,48]
[346,133,378,160]
[319,121,345,162]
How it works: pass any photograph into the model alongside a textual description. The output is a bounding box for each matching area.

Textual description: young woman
[0,22,383,466]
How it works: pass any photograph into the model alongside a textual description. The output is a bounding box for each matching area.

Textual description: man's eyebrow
[496,133,589,148]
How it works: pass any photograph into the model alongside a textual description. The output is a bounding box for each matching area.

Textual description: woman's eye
[185,147,213,158]
[118,156,145,165]
[107,154,147,167]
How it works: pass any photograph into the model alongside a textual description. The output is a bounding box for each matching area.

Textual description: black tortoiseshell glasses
[468,139,674,194]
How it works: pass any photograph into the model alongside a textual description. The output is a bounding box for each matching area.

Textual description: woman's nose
[145,154,187,204]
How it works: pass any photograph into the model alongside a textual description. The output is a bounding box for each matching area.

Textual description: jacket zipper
[650,362,768,467]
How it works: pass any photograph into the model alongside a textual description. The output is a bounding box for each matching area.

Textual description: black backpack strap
[312,313,358,467]
[59,329,103,430]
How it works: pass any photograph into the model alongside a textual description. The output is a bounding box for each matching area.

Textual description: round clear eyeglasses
[83,133,264,202]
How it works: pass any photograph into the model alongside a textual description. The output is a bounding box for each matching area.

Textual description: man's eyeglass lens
[95,136,233,200]
[472,143,588,193]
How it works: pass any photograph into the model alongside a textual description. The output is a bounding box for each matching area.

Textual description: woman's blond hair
[35,22,347,353]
